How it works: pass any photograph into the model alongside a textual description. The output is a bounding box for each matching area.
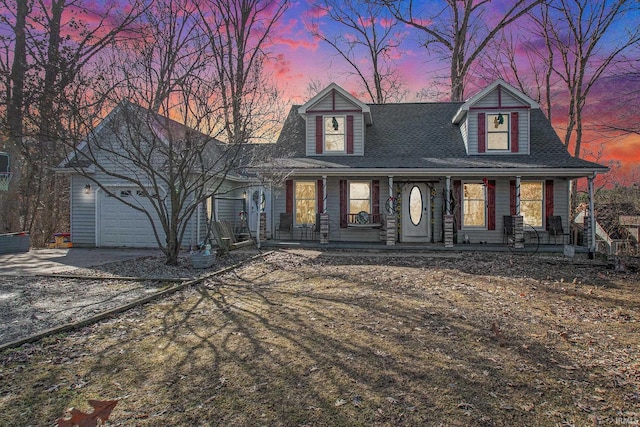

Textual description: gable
[453,80,539,155]
[298,83,369,157]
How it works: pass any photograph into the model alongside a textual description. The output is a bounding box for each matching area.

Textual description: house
[57,102,262,249]
[258,80,608,249]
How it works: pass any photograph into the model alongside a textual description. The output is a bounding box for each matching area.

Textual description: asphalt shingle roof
[272,102,607,173]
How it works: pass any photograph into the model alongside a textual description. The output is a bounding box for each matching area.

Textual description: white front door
[401,183,430,242]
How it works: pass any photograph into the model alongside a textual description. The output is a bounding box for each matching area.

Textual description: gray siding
[305,89,365,156]
[468,110,530,155]
[70,175,96,246]
[474,88,528,108]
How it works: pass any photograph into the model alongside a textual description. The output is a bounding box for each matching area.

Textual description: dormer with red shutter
[298,83,372,156]
[452,80,540,155]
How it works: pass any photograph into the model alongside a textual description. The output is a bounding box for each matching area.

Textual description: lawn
[0,250,638,426]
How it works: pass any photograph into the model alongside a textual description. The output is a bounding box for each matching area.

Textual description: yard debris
[56,399,118,427]
[1,250,639,426]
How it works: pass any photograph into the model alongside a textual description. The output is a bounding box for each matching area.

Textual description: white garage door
[99,188,165,248]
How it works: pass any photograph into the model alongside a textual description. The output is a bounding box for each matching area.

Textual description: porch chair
[275,213,293,239]
[503,215,514,244]
[546,215,570,244]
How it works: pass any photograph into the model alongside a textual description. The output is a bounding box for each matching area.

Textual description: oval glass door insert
[409,186,423,226]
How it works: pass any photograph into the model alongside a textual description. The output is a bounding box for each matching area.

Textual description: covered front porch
[258,173,600,256]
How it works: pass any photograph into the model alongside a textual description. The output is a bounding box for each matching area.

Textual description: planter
[0,233,30,255]
[191,253,215,269]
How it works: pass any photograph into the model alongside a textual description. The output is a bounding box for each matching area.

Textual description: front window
[325,116,345,152]
[295,181,316,225]
[521,181,543,227]
[463,182,486,227]
[350,181,371,215]
[487,113,509,150]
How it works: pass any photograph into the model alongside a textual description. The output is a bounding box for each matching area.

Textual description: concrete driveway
[0,248,161,276]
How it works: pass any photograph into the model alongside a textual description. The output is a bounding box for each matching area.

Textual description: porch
[260,238,587,255]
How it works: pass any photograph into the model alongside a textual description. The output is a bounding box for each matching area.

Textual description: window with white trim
[487,113,509,150]
[463,182,486,227]
[295,181,316,225]
[324,116,345,152]
[521,181,543,227]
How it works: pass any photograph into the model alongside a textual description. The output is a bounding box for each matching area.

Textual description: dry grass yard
[0,249,639,426]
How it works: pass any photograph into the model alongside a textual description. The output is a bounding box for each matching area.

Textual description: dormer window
[477,111,519,153]
[324,116,345,152]
[487,113,509,150]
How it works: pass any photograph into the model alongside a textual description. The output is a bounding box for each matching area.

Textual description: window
[463,183,486,227]
[295,181,316,225]
[521,181,543,227]
[487,113,509,150]
[324,116,345,152]
[349,181,371,215]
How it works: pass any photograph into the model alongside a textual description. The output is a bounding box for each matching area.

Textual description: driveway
[0,248,161,276]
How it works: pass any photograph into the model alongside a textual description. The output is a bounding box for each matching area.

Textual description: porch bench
[346,212,382,228]
[211,220,255,254]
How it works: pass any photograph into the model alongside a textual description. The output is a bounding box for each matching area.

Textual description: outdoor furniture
[211,220,255,255]
[275,213,293,239]
[503,215,514,244]
[547,215,570,244]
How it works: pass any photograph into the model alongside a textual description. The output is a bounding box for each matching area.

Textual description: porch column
[322,176,327,214]
[444,176,454,247]
[385,176,396,245]
[320,176,329,244]
[255,187,263,248]
[445,176,451,215]
[513,176,524,249]
[588,175,596,258]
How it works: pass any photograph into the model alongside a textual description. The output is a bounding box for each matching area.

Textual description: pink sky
[265,1,640,185]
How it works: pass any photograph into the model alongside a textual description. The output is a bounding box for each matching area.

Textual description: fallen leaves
[57,399,118,427]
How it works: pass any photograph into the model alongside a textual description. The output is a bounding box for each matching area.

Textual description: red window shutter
[478,113,486,153]
[454,180,461,230]
[487,180,496,230]
[286,180,293,214]
[372,180,380,216]
[346,115,354,154]
[340,180,347,228]
[315,115,323,154]
[545,179,554,219]
[317,179,324,213]
[510,180,516,215]
[511,112,519,152]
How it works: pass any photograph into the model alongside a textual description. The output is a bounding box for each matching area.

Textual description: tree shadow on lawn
[3,251,635,426]
[73,254,630,426]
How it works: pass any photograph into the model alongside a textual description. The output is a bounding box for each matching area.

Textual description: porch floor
[260,239,587,255]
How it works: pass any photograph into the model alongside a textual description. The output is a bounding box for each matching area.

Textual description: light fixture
[332,117,339,131]
[84,183,91,194]
[242,190,247,201]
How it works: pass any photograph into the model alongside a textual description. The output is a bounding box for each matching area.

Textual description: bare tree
[595,61,640,137]
[530,0,640,158]
[383,0,543,101]
[0,0,147,244]
[196,0,289,146]
[65,0,288,265]
[307,0,406,103]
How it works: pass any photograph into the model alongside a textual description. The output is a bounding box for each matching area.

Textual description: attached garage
[98,188,165,248]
